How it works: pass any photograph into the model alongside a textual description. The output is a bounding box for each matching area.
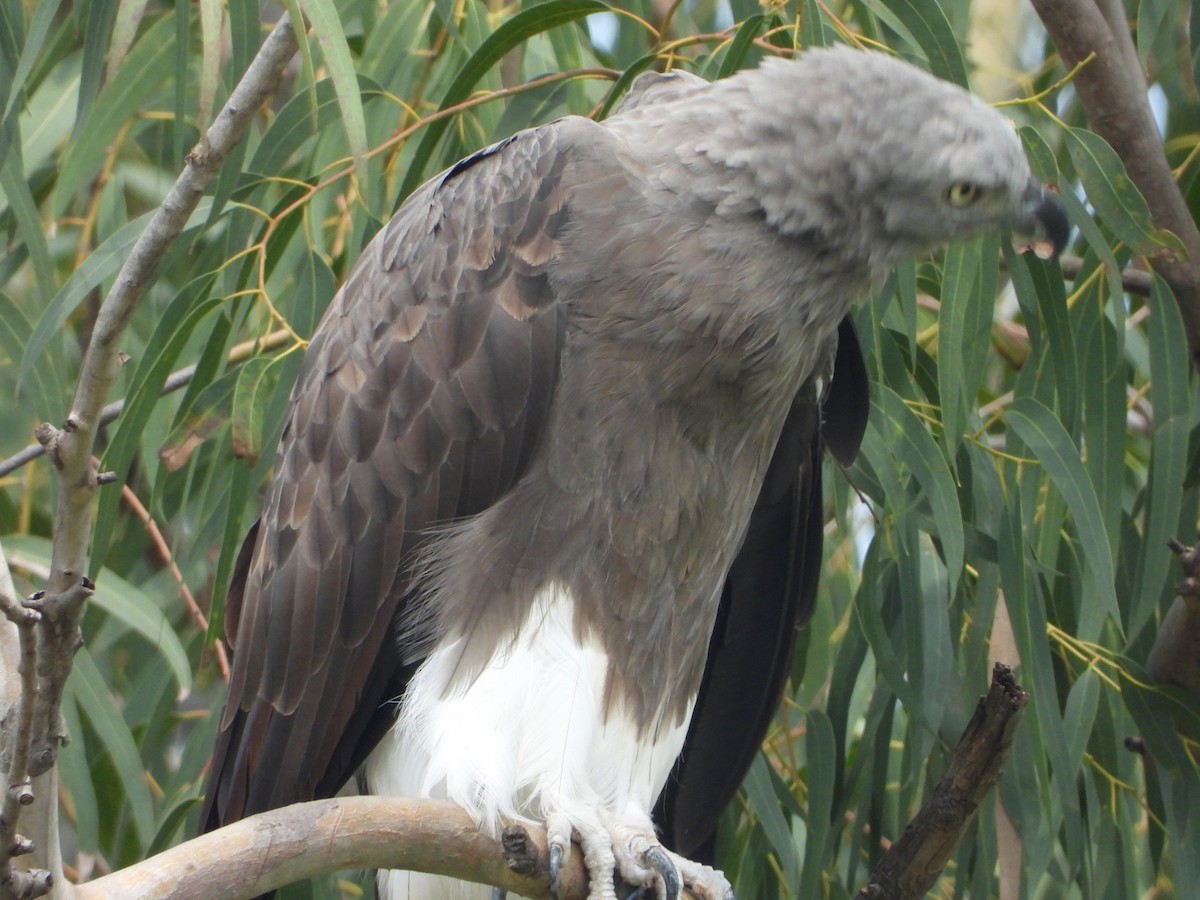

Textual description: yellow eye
[948,182,981,207]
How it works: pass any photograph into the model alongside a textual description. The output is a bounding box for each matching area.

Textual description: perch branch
[73,798,590,900]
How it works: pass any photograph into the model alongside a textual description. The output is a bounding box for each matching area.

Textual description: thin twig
[115,478,230,681]
[1058,254,1152,296]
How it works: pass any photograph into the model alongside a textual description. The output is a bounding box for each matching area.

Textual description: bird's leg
[491,889,507,900]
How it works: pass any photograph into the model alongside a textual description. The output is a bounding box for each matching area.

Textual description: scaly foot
[544,808,732,900]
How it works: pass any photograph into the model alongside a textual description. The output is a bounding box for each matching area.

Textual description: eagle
[201,46,1068,899]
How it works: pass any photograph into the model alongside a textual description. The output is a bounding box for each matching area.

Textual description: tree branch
[0,543,54,900]
[73,798,589,900]
[855,663,1029,900]
[3,14,302,893]
[1029,0,1200,368]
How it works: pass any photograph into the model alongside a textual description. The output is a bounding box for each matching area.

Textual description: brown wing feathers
[202,125,573,831]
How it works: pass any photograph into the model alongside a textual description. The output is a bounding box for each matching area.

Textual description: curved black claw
[549,841,564,900]
[643,846,682,900]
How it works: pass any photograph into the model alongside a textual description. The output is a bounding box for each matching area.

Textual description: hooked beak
[1013,179,1070,256]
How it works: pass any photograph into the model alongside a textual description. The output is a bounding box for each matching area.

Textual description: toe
[578,828,619,900]
[670,853,734,900]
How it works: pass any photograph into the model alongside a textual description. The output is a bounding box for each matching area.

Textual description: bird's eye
[948,182,981,207]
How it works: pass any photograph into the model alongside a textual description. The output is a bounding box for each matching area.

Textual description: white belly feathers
[365,583,695,900]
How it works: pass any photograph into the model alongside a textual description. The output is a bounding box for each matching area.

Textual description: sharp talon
[642,846,681,900]
[545,812,578,900]
[549,840,563,900]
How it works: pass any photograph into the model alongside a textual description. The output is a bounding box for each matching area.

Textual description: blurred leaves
[0,1,1197,897]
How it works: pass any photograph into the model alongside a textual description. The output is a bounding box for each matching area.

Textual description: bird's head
[696,47,1069,273]
[853,62,1069,263]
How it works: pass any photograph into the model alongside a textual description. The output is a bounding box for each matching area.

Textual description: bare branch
[45,10,300,606]
[0,448,44,482]
[74,798,589,900]
[855,664,1029,900]
[0,867,53,900]
[35,8,299,744]
[8,14,300,887]
[1029,0,1200,367]
[0,542,52,899]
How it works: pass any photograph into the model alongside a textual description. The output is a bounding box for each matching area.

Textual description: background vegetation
[1,0,1198,897]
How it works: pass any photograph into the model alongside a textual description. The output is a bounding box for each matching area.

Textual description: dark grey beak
[1015,179,1070,256]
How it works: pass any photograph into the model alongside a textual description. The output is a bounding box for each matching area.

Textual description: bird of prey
[201,46,1067,900]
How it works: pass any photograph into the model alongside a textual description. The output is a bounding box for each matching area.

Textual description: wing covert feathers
[203,122,576,829]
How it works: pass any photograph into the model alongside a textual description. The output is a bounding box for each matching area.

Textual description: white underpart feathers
[365,584,695,900]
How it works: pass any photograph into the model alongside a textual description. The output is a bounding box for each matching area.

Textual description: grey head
[633,46,1068,275]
